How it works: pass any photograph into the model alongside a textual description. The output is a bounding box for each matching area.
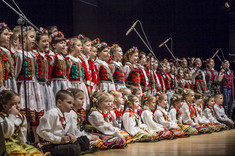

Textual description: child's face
[113,47,123,62]
[37,35,49,52]
[148,98,156,110]
[3,96,21,113]
[208,98,215,107]
[98,97,112,112]
[115,95,124,107]
[181,59,188,68]
[175,101,183,108]
[24,31,36,50]
[53,40,66,54]
[98,47,110,61]
[82,41,91,56]
[90,46,97,60]
[165,63,171,73]
[58,96,74,113]
[74,93,84,110]
[131,98,139,110]
[74,40,83,56]
[159,95,168,108]
[135,90,142,100]
[139,55,147,66]
[0,29,10,47]
[207,59,215,69]
[129,52,138,64]
[153,60,158,70]
[215,95,223,105]
[194,98,203,105]
[186,92,194,103]
[178,70,184,78]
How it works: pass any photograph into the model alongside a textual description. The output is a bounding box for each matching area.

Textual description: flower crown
[163,58,168,63]
[127,46,138,54]
[109,90,115,95]
[143,96,148,101]
[110,44,119,51]
[155,91,162,101]
[183,89,189,95]
[77,34,85,39]
[97,42,109,49]
[23,26,35,32]
[51,31,64,40]
[0,23,7,30]
[92,38,100,45]
[36,27,48,35]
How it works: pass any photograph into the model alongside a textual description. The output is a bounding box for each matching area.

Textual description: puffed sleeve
[14,51,23,78]
[168,109,177,124]
[153,110,178,130]
[18,115,27,144]
[141,110,164,132]
[36,113,62,144]
[203,108,219,123]
[123,65,131,79]
[0,114,16,139]
[88,111,123,138]
[180,103,196,125]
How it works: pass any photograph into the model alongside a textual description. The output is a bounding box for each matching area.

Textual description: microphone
[158,37,171,48]
[17,18,25,25]
[212,49,220,59]
[126,20,138,36]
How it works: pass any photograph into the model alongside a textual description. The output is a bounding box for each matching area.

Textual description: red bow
[128,108,137,117]
[102,111,113,122]
[59,115,66,129]
[219,105,223,109]
[176,108,182,115]
[113,108,123,117]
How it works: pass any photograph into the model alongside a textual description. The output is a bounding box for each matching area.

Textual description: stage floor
[87,129,235,156]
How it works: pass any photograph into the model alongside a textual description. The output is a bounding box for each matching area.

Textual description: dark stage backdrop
[0,0,233,69]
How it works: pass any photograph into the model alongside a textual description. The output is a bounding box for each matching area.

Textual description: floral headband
[109,90,115,95]
[36,27,48,35]
[92,38,100,45]
[127,46,138,54]
[23,26,35,32]
[77,34,85,39]
[97,42,109,49]
[183,89,190,95]
[110,44,119,51]
[0,23,7,30]
[51,31,64,40]
[155,91,162,101]
[163,58,168,63]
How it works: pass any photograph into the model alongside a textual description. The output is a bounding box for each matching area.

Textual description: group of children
[0,23,234,156]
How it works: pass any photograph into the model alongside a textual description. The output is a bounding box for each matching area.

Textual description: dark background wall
[0,0,234,69]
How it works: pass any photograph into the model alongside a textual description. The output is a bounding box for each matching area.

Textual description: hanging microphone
[158,37,171,48]
[126,20,138,36]
[212,49,220,59]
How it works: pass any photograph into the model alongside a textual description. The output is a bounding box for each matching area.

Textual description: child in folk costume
[146,57,157,95]
[214,94,234,129]
[181,89,208,134]
[141,94,175,140]
[205,58,220,94]
[203,95,227,131]
[37,90,81,156]
[35,28,55,112]
[50,31,71,95]
[176,68,185,93]
[15,26,44,144]
[138,52,150,93]
[94,42,115,92]
[0,23,17,93]
[123,47,141,90]
[66,37,90,111]
[184,69,194,90]
[110,44,126,90]
[79,35,98,94]
[0,90,44,155]
[194,93,218,132]
[153,59,165,93]
[219,60,234,118]
[9,30,21,53]
[168,94,198,135]
[122,94,159,142]
[154,93,186,138]
[88,92,130,149]
[90,38,99,61]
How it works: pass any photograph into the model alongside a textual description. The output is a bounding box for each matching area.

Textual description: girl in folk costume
[110,44,126,90]
[9,29,21,53]
[214,94,234,129]
[95,42,115,92]
[169,62,178,91]
[203,95,228,131]
[191,58,208,93]
[180,57,188,71]
[0,23,17,93]
[194,93,218,132]
[50,31,71,95]
[122,94,159,142]
[110,91,125,129]
[168,94,199,135]
[79,35,98,94]
[66,38,90,111]
[15,26,44,144]
[219,60,234,118]
[35,28,55,112]
[123,47,140,90]
[0,90,45,155]
[184,69,194,90]
[88,92,131,149]
[181,89,208,134]
[154,93,186,138]
[205,58,220,94]
[176,68,185,93]
[90,38,99,61]
[141,94,175,140]
[153,59,166,93]
[132,88,142,115]
[138,52,150,93]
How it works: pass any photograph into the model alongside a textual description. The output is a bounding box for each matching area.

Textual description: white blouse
[0,113,27,144]
[180,102,196,125]
[203,107,219,123]
[214,104,230,122]
[195,104,210,124]
[36,107,75,144]
[88,110,123,138]
[154,106,178,130]
[168,108,183,124]
[141,106,164,132]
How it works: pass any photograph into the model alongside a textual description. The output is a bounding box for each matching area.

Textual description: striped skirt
[158,130,174,140]
[193,125,208,134]
[130,130,159,142]
[170,129,188,138]
[178,124,198,135]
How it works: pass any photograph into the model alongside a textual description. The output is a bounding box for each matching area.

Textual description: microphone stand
[2,0,40,143]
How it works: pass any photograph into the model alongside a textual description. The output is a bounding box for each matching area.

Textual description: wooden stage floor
[87,129,235,156]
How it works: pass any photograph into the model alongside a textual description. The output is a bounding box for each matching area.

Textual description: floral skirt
[178,124,198,135]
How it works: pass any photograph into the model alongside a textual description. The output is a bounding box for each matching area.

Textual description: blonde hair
[68,38,81,53]
[93,92,110,108]
[143,94,155,105]
[156,93,167,104]
[110,91,122,99]
[170,94,183,108]
[182,89,194,100]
